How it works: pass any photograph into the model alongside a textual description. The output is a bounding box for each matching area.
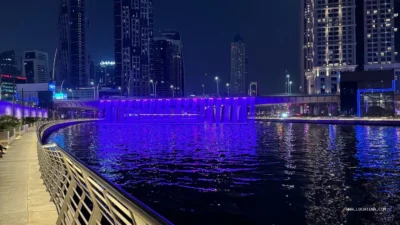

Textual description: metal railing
[36,120,173,225]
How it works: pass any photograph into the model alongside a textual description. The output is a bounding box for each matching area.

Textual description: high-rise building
[302,0,357,95]
[302,0,400,95]
[57,0,88,88]
[114,0,153,97]
[151,30,185,97]
[361,0,400,71]
[97,61,116,87]
[22,50,50,83]
[230,34,247,96]
[0,50,19,76]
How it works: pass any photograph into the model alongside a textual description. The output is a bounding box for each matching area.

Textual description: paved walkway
[0,130,58,225]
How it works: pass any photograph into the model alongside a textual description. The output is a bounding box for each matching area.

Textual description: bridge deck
[0,130,57,225]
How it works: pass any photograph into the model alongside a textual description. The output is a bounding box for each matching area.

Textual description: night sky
[0,0,301,95]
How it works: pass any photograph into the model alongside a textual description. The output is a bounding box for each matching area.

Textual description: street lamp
[69,89,74,100]
[215,76,219,96]
[226,83,230,96]
[60,80,65,93]
[90,82,96,99]
[170,85,175,98]
[286,73,290,95]
[150,79,158,98]
[202,84,205,96]
[289,81,293,95]
[118,87,121,96]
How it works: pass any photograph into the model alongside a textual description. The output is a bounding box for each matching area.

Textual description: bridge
[53,95,340,120]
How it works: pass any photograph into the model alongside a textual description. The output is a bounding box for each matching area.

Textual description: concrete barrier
[0,128,17,145]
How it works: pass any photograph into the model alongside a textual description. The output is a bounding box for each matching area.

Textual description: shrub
[0,116,20,131]
[23,117,40,125]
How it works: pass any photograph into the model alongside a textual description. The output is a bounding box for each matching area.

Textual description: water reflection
[46,122,400,225]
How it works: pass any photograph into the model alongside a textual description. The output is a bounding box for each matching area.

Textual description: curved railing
[36,120,173,225]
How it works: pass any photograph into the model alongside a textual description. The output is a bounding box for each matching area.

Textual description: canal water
[44,121,400,225]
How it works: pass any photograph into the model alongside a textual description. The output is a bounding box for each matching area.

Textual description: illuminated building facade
[302,0,400,95]
[362,0,400,71]
[58,0,88,88]
[230,34,247,96]
[114,0,153,97]
[302,0,357,95]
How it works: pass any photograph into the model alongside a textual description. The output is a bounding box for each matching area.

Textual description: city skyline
[0,0,301,95]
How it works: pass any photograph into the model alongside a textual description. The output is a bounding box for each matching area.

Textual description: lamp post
[285,82,288,94]
[69,89,74,100]
[202,84,205,96]
[286,73,290,95]
[170,85,175,98]
[91,81,96,99]
[150,79,158,98]
[226,83,230,96]
[215,76,219,96]
[118,87,121,96]
[60,80,65,93]
[289,81,293,95]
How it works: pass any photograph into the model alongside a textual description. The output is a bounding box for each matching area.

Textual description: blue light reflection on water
[45,122,400,225]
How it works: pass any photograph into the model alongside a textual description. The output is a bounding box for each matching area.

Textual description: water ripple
[45,122,400,225]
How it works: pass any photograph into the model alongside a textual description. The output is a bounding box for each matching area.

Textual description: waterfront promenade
[256,116,400,126]
[0,130,57,225]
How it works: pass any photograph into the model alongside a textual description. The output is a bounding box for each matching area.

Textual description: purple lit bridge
[53,95,340,122]
[100,97,256,123]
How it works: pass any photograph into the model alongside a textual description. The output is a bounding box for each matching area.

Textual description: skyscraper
[152,30,185,97]
[230,34,247,96]
[302,0,400,95]
[57,0,88,88]
[361,0,400,71]
[302,0,357,95]
[114,0,153,97]
[23,50,50,83]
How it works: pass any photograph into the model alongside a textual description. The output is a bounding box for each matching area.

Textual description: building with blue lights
[340,70,399,117]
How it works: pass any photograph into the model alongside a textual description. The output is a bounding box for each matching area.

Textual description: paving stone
[0,130,57,225]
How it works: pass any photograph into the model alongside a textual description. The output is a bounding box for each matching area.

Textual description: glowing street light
[226,83,230,96]
[150,80,158,98]
[170,85,175,98]
[289,81,293,95]
[69,89,74,99]
[286,72,290,95]
[118,87,122,96]
[215,76,220,96]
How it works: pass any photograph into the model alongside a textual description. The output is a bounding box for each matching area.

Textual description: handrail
[36,120,173,225]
